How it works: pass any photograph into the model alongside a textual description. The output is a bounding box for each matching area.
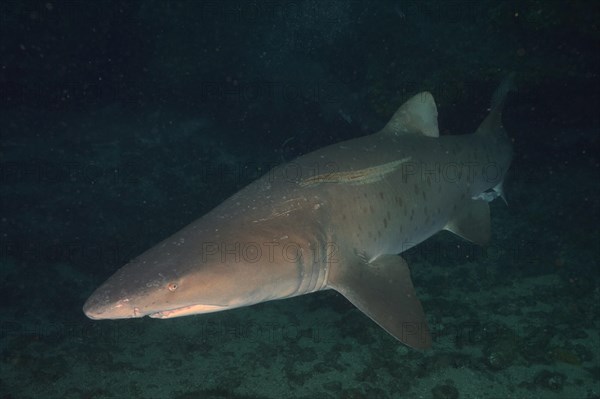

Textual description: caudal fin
[475,73,515,137]
[475,74,515,205]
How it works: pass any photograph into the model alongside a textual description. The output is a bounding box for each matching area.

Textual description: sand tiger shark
[84,76,514,349]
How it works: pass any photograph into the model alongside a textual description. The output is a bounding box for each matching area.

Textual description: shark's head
[83,257,234,320]
[83,224,302,320]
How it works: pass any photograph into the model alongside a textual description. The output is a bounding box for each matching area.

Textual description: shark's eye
[167,282,178,292]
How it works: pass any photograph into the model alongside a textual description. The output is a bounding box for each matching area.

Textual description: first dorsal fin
[382,92,439,138]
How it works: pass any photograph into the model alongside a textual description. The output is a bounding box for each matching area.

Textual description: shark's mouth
[149,304,227,319]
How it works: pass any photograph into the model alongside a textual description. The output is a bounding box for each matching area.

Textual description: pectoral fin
[328,254,431,349]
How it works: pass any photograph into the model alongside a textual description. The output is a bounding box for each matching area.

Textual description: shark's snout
[83,307,115,320]
[83,289,141,320]
[82,296,106,320]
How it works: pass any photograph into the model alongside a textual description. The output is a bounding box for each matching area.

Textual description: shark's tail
[475,73,515,137]
[491,72,516,112]
[474,73,515,205]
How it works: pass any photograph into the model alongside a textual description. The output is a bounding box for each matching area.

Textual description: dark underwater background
[1,1,599,398]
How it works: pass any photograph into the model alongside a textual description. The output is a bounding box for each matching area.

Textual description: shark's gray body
[84,77,513,349]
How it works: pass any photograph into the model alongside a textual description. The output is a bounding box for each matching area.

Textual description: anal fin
[444,199,491,245]
[328,254,431,349]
